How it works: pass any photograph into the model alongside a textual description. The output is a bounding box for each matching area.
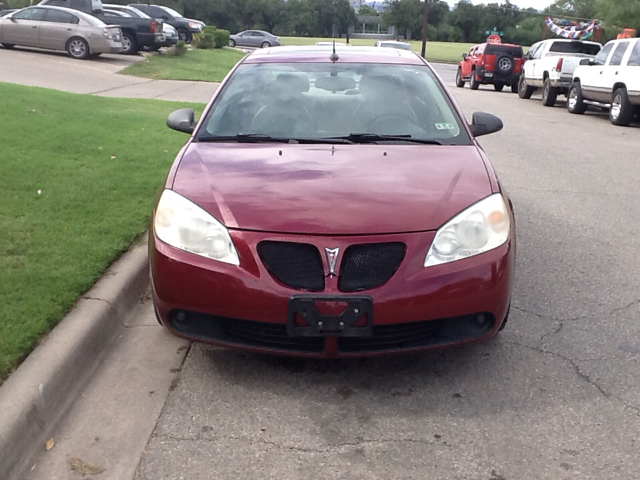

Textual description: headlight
[154,189,239,266]
[189,22,202,30]
[424,193,510,267]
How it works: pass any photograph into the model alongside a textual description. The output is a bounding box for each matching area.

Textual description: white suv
[568,38,640,126]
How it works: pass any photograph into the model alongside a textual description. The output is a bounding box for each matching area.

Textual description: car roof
[13,5,103,24]
[474,42,522,48]
[244,45,425,65]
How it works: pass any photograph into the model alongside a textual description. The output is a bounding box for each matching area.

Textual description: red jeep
[456,41,524,92]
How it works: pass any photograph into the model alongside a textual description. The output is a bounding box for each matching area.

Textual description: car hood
[171,143,493,235]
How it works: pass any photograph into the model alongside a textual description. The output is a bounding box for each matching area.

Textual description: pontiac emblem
[325,247,340,276]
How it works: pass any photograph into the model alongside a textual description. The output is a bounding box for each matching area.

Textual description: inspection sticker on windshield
[435,123,455,130]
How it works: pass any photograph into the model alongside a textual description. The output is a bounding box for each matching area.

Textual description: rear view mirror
[469,112,503,137]
[167,108,196,134]
[579,58,591,66]
[314,75,356,92]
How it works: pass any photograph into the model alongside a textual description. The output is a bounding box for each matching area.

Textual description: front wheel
[494,84,504,92]
[470,70,479,90]
[541,77,558,106]
[567,82,587,114]
[229,39,236,47]
[261,41,271,48]
[177,29,192,43]
[121,32,138,55]
[66,37,90,60]
[610,87,634,126]
[518,75,534,99]
[455,68,465,88]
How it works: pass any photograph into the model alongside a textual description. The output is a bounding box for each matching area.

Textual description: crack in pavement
[152,433,447,453]
[505,340,640,417]
[89,79,156,96]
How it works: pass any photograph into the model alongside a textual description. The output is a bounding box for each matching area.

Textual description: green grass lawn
[0,82,202,381]
[121,48,246,82]
[279,37,475,63]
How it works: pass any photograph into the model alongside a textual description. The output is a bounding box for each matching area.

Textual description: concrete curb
[0,239,150,479]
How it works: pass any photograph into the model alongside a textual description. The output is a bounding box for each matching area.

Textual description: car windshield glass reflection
[197,63,470,145]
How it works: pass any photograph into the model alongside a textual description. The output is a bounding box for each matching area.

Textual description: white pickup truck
[568,38,640,126]
[518,39,602,106]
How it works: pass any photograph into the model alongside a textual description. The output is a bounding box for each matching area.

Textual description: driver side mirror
[167,108,196,134]
[579,58,592,66]
[469,112,503,137]
[462,53,468,60]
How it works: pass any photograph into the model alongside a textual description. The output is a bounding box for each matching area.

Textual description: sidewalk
[0,48,216,103]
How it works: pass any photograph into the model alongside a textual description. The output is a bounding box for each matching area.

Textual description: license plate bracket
[287,295,373,338]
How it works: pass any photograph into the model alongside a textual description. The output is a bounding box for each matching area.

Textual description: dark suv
[457,41,524,93]
[129,4,203,43]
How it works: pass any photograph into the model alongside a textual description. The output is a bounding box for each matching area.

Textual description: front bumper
[151,229,515,358]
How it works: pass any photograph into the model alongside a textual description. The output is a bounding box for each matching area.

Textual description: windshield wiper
[197,133,354,144]
[324,133,442,145]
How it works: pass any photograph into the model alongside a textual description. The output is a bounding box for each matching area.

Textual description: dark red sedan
[150,46,515,358]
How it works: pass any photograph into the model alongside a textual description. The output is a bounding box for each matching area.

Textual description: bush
[213,29,230,49]
[171,40,187,56]
[192,26,216,49]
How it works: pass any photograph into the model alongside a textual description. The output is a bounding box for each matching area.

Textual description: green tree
[597,0,640,31]
[383,0,423,39]
[451,0,481,42]
[358,4,379,16]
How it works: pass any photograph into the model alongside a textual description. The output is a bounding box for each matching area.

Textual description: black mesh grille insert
[338,313,495,353]
[258,241,325,291]
[338,242,406,292]
[169,311,325,353]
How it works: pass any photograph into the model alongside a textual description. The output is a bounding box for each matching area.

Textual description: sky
[445,0,554,10]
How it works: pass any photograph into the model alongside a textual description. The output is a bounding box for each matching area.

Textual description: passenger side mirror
[462,53,467,60]
[167,108,196,134]
[469,112,503,137]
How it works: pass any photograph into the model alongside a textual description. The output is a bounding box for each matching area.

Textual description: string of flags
[544,16,598,40]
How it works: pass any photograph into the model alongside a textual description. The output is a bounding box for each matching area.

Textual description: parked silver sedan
[0,6,123,59]
[228,30,280,48]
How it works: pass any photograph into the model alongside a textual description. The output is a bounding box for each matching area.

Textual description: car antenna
[330,41,339,62]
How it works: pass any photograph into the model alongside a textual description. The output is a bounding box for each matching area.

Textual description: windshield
[197,63,469,145]
[159,6,182,18]
[485,45,523,57]
[549,41,601,56]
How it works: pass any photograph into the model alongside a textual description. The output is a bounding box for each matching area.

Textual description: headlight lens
[154,189,239,266]
[424,193,510,267]
[189,22,202,30]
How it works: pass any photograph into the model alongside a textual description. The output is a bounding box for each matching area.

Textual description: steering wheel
[364,114,423,133]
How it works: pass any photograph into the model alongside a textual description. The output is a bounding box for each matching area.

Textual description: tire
[1,43,15,49]
[261,41,271,48]
[470,70,479,90]
[494,84,504,92]
[229,39,236,47]
[610,87,634,126]
[498,304,510,332]
[511,82,518,94]
[494,53,514,75]
[567,82,587,114]
[455,68,465,88]
[541,77,558,106]
[66,37,90,60]
[121,32,138,55]
[518,74,534,99]
[177,29,192,43]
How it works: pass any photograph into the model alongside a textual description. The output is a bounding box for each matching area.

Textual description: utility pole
[421,0,429,58]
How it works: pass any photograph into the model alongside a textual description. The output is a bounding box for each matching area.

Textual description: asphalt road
[11,52,640,479]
